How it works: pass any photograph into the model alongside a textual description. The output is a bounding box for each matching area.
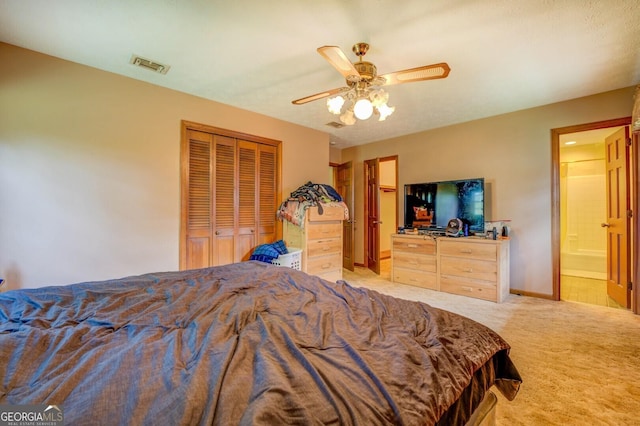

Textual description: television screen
[404,178,485,232]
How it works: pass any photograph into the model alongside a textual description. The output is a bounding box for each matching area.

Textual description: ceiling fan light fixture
[340,108,356,125]
[295,43,449,127]
[377,103,395,121]
[327,96,345,114]
[353,98,374,120]
[369,88,389,107]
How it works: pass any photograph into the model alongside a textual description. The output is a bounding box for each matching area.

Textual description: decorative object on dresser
[277,182,349,282]
[391,234,510,303]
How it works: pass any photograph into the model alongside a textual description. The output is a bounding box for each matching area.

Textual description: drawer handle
[464,268,473,273]
[321,263,332,269]
[322,246,330,251]
[407,244,418,248]
[461,286,473,292]
[460,249,473,254]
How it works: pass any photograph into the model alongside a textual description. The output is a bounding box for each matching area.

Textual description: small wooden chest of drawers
[283,204,345,282]
[391,234,437,290]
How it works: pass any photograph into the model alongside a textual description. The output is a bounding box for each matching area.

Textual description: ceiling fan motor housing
[354,61,377,80]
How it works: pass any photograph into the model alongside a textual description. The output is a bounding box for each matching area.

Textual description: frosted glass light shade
[327,96,345,114]
[377,103,395,121]
[339,108,356,125]
[353,98,373,120]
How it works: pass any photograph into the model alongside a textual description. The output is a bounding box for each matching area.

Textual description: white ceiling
[1,0,639,149]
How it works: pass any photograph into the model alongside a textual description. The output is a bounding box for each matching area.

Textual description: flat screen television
[404,178,485,233]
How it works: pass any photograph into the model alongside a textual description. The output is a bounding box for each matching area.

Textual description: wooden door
[365,158,381,274]
[257,144,278,247]
[213,135,236,266]
[236,140,257,262]
[336,161,354,271]
[183,129,213,270]
[605,126,631,308]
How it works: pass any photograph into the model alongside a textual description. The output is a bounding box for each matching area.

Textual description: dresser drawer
[306,253,342,275]
[307,223,342,239]
[440,256,497,283]
[392,268,437,290]
[306,237,341,257]
[393,252,436,273]
[308,205,346,222]
[439,241,497,261]
[439,275,497,302]
[392,237,436,255]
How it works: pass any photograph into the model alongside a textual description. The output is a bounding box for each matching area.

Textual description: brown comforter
[0,261,520,425]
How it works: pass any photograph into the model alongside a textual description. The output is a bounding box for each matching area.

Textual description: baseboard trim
[510,289,556,300]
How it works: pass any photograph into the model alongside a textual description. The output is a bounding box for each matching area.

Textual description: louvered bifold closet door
[258,144,278,245]
[181,121,281,270]
[212,135,237,266]
[236,140,258,261]
[184,130,213,270]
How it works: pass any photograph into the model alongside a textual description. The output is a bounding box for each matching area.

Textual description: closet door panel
[183,130,213,269]
[258,144,278,245]
[213,135,236,266]
[186,238,210,270]
[237,140,257,261]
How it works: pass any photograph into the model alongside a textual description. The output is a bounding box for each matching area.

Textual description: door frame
[331,161,355,271]
[551,116,638,313]
[363,155,398,272]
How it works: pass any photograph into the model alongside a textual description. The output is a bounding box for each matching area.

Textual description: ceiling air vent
[130,55,170,75]
[326,121,345,129]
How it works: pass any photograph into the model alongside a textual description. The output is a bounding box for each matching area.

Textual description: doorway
[364,156,398,275]
[552,117,636,312]
[558,127,625,308]
[330,161,355,272]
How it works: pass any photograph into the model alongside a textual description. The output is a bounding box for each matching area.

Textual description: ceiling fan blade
[380,63,451,86]
[292,87,350,105]
[317,46,360,79]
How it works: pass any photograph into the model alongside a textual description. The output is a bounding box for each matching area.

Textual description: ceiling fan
[292,43,450,125]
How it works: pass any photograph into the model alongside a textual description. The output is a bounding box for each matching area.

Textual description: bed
[0,261,521,425]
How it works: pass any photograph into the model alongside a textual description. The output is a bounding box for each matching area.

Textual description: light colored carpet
[342,265,640,425]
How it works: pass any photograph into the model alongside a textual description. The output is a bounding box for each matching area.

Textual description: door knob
[601,223,610,228]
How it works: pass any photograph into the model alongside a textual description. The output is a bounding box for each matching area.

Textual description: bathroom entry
[559,126,629,308]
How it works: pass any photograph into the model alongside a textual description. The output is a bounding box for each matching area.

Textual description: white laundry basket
[270,248,302,270]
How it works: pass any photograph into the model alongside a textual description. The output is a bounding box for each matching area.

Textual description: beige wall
[329,146,342,164]
[342,87,635,296]
[0,43,330,289]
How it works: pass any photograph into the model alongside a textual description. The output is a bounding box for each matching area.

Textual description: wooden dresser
[391,234,510,303]
[283,204,345,282]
